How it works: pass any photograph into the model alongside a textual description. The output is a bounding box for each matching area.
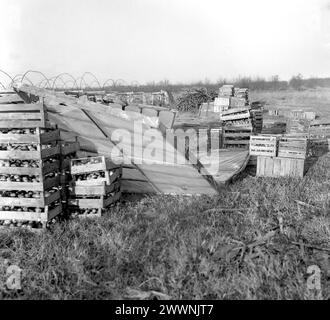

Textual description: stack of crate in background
[219,85,234,97]
[286,119,310,136]
[309,119,330,140]
[308,118,330,160]
[250,109,263,134]
[0,103,62,230]
[69,156,122,218]
[250,135,308,178]
[231,88,249,108]
[261,119,287,135]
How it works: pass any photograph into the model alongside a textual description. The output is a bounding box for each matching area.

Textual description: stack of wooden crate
[0,103,62,230]
[220,107,252,127]
[69,156,122,218]
[253,136,308,178]
[59,140,80,213]
[261,119,287,134]
[219,85,234,97]
[309,119,330,139]
[232,88,249,107]
[223,126,252,149]
[250,109,263,133]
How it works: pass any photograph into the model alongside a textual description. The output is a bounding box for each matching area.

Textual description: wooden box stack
[223,126,252,149]
[59,140,80,212]
[69,156,122,218]
[219,85,234,97]
[257,157,305,178]
[250,136,278,157]
[250,109,263,133]
[256,136,308,178]
[277,137,308,159]
[261,119,287,134]
[309,119,330,139]
[0,103,62,230]
[220,107,252,127]
[232,88,249,107]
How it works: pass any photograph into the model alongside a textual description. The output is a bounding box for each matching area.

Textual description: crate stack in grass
[250,135,308,178]
[0,103,62,230]
[309,119,330,144]
[59,139,80,214]
[250,109,263,134]
[221,107,253,149]
[68,156,122,218]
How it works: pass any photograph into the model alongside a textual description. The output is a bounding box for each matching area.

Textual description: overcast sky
[1,0,330,85]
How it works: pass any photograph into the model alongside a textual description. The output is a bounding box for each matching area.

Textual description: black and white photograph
[0,0,329,306]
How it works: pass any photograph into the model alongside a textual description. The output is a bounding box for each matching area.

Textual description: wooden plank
[0,103,43,111]
[0,130,59,144]
[265,157,274,176]
[70,182,119,196]
[273,157,281,176]
[0,113,44,120]
[0,120,50,129]
[125,105,142,113]
[0,95,24,104]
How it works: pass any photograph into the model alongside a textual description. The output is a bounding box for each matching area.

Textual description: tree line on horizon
[121,75,330,93]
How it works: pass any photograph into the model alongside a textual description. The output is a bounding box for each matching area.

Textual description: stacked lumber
[0,103,62,230]
[69,156,122,218]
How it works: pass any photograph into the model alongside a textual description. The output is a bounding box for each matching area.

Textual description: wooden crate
[257,156,305,178]
[73,166,122,186]
[308,138,329,157]
[309,120,330,138]
[60,141,80,172]
[249,136,277,157]
[223,126,252,149]
[278,137,308,159]
[70,156,120,175]
[69,182,121,218]
[0,204,62,229]
[0,103,52,128]
[220,107,251,122]
[230,97,247,108]
[251,110,263,133]
[0,145,60,161]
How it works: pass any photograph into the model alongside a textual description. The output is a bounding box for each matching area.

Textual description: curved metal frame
[21,70,52,88]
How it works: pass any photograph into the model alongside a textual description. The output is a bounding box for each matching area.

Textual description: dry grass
[250,88,330,117]
[0,153,329,300]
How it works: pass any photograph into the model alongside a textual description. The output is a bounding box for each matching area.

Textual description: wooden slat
[0,121,50,129]
[0,104,43,111]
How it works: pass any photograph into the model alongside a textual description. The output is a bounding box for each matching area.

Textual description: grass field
[250,88,330,117]
[0,88,329,300]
